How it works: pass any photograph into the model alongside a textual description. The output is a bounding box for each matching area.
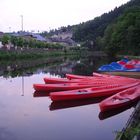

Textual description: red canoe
[66,74,94,80]
[66,73,121,79]
[43,76,110,84]
[43,77,100,84]
[33,80,136,92]
[99,85,140,112]
[44,76,138,85]
[66,73,138,82]
[33,82,109,92]
[92,72,116,77]
[44,77,75,84]
[50,82,139,101]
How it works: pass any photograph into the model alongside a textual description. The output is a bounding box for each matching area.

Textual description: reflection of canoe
[50,97,105,111]
[100,71,140,79]
[33,91,50,97]
[99,86,140,112]
[50,82,139,101]
[98,101,137,120]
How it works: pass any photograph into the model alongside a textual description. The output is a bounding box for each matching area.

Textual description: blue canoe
[98,59,140,72]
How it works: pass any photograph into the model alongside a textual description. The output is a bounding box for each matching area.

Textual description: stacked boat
[33,72,140,112]
[98,58,140,72]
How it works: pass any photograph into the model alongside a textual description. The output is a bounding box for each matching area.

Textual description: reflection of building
[117,101,140,140]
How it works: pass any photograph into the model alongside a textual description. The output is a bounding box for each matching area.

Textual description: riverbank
[116,101,140,140]
[118,55,140,60]
[0,47,107,60]
[0,49,82,60]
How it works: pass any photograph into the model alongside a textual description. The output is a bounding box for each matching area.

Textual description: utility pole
[20,15,23,31]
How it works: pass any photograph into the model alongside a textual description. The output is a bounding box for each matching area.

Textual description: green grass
[0,50,85,60]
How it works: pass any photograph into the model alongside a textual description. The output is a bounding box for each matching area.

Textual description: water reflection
[0,127,17,140]
[50,97,106,111]
[0,55,136,140]
[21,76,24,96]
[33,91,50,97]
[0,55,108,78]
[99,102,137,120]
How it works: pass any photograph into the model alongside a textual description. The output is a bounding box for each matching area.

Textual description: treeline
[0,34,86,60]
[100,7,140,56]
[40,25,75,37]
[0,35,64,50]
[71,0,140,56]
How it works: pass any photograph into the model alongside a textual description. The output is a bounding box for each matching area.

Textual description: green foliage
[1,35,10,45]
[102,6,140,56]
[72,0,140,51]
[115,126,140,140]
[1,34,65,50]
[16,37,24,47]
[40,25,74,37]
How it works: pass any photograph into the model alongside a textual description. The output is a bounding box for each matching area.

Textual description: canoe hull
[50,82,139,101]
[99,86,140,112]
[33,83,105,92]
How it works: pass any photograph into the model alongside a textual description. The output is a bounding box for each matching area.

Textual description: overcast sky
[0,0,130,32]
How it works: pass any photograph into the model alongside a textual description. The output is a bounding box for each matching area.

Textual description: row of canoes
[98,58,140,72]
[33,72,140,112]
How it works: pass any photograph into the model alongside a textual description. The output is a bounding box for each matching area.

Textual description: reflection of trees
[72,56,109,75]
[0,57,65,78]
[0,55,109,78]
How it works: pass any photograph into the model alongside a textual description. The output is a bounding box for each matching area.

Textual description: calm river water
[0,55,135,140]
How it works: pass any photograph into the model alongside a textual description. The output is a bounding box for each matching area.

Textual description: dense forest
[101,6,140,56]
[71,0,140,56]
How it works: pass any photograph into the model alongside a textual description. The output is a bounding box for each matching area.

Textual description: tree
[1,35,10,46]
[10,36,18,47]
[103,6,140,56]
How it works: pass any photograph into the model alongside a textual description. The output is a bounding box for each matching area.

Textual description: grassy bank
[0,50,87,60]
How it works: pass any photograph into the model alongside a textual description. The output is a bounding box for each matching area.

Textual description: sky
[0,0,130,32]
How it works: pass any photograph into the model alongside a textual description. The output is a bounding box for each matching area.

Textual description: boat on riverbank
[99,85,140,112]
[50,82,139,101]
[98,59,140,72]
[100,71,140,79]
[33,72,140,113]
